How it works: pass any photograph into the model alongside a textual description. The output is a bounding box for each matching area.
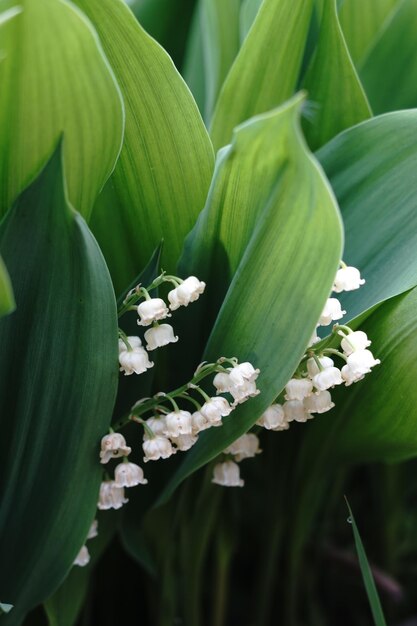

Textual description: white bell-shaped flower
[142,435,174,462]
[212,461,244,487]
[100,433,132,464]
[230,380,260,405]
[285,378,313,401]
[283,400,310,423]
[168,276,206,310]
[318,298,346,326]
[144,324,179,350]
[171,433,199,451]
[119,346,154,376]
[200,396,232,425]
[224,433,262,461]
[313,367,343,391]
[306,356,334,378]
[333,266,365,293]
[304,390,335,414]
[163,410,193,437]
[341,364,365,386]
[114,462,148,488]
[191,411,211,434]
[119,336,142,353]
[98,481,129,510]
[74,545,90,567]
[143,416,167,439]
[347,349,380,374]
[213,372,233,393]
[87,520,98,540]
[256,404,288,431]
[340,330,371,356]
[228,362,260,387]
[137,298,170,326]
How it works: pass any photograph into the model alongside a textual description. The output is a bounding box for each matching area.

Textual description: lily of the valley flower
[119,344,154,376]
[257,404,288,431]
[87,520,98,540]
[283,399,310,423]
[114,462,148,488]
[306,356,334,378]
[98,481,129,510]
[346,349,380,375]
[304,390,335,414]
[200,396,232,425]
[333,266,365,293]
[340,330,371,356]
[171,434,199,451]
[144,323,178,350]
[142,435,174,462]
[191,410,211,434]
[163,410,193,437]
[137,298,170,326]
[100,433,132,464]
[74,545,90,567]
[212,461,244,487]
[341,364,365,386]
[228,362,260,387]
[224,433,262,461]
[285,378,313,401]
[312,367,344,391]
[318,298,346,326]
[168,276,206,310]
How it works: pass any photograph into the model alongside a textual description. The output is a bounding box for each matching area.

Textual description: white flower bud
[256,404,288,430]
[306,356,334,378]
[341,364,365,386]
[119,336,142,353]
[98,481,129,510]
[114,462,148,488]
[137,298,170,326]
[333,266,365,293]
[340,330,371,356]
[87,520,98,540]
[119,346,154,376]
[191,411,211,434]
[283,399,310,423]
[346,349,380,374]
[318,298,346,326]
[171,433,199,451]
[200,397,232,425]
[312,367,343,391]
[168,276,206,310]
[74,545,90,567]
[163,410,193,437]
[304,390,335,414]
[100,433,131,464]
[143,416,167,439]
[212,461,244,487]
[228,362,260,387]
[142,436,174,462]
[213,372,233,393]
[144,324,179,350]
[285,378,313,401]
[224,433,262,461]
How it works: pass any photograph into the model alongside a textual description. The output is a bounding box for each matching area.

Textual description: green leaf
[0,0,124,220]
[317,110,417,323]
[200,0,241,122]
[158,94,343,503]
[338,0,399,66]
[359,0,417,114]
[239,0,263,40]
[346,500,388,626]
[0,255,14,317]
[209,0,314,150]
[73,0,214,292]
[0,146,118,625]
[182,3,206,113]
[302,0,371,150]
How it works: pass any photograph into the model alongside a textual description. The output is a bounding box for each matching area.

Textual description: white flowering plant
[2,0,417,625]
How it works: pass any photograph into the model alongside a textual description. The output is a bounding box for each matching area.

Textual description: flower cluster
[73,519,98,567]
[212,433,262,488]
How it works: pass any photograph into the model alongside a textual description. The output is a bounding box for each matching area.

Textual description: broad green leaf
[158,94,343,503]
[346,501,388,626]
[359,0,417,114]
[0,0,124,220]
[0,5,21,26]
[338,0,399,66]
[73,0,214,292]
[240,0,263,40]
[200,0,241,122]
[302,0,371,151]
[0,147,118,625]
[317,110,417,323]
[183,3,206,113]
[209,0,314,150]
[0,255,14,317]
